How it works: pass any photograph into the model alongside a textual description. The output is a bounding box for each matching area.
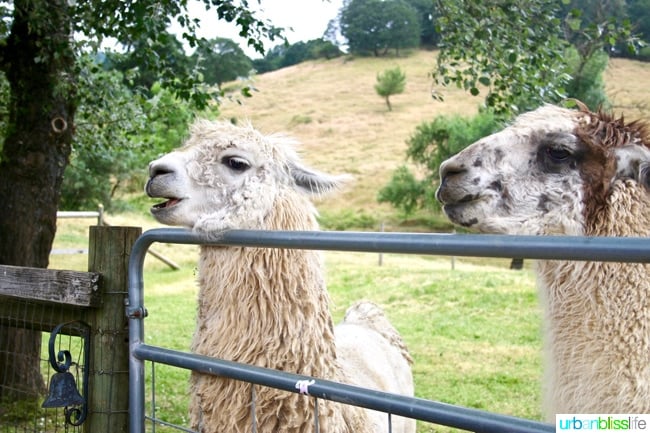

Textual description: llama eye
[546,146,572,162]
[222,156,250,172]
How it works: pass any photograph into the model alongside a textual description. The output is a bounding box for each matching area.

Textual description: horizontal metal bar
[56,211,100,219]
[144,415,195,433]
[134,344,554,433]
[133,228,650,262]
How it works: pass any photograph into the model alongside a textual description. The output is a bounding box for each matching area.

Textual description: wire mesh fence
[0,299,86,433]
[1,226,139,433]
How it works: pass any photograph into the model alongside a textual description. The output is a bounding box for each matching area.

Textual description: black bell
[42,371,84,408]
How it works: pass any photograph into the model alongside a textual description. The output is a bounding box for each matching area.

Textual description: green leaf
[567,17,581,32]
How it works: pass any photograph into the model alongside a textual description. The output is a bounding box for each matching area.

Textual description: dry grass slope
[218,50,481,223]
[218,50,650,226]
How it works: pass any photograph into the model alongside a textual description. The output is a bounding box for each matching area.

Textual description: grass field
[49,213,542,433]
[45,51,650,431]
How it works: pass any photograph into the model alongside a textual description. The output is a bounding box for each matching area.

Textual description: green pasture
[46,214,544,433]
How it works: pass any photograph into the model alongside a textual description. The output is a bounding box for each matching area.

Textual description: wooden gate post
[85,226,142,433]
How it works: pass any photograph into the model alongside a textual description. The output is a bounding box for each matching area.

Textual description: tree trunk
[0,0,77,402]
[385,96,392,111]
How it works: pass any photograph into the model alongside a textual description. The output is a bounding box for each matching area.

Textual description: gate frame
[127,228,650,433]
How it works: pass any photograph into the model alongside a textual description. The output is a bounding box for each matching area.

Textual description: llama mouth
[457,193,481,204]
[151,198,182,211]
[441,193,485,223]
[440,192,482,207]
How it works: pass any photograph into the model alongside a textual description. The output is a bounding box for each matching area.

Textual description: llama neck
[537,181,650,415]
[193,192,340,378]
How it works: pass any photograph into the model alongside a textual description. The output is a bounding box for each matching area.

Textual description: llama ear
[289,162,351,195]
[614,145,650,189]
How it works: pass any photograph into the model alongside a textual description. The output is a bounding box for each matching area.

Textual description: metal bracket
[125,306,148,319]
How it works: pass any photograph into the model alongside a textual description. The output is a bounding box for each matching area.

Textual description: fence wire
[0,299,85,433]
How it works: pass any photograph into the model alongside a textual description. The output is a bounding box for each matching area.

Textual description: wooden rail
[0,226,140,433]
[54,206,180,270]
[0,265,101,307]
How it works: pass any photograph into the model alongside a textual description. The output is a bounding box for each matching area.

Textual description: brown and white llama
[145,119,415,433]
[436,102,650,418]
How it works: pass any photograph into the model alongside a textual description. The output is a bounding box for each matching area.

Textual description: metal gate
[127,228,650,433]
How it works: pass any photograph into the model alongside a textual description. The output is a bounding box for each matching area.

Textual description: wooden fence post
[85,226,142,433]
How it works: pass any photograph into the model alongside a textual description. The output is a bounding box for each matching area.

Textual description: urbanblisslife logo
[556,415,649,432]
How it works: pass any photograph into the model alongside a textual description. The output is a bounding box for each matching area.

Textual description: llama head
[145,119,347,235]
[436,103,650,235]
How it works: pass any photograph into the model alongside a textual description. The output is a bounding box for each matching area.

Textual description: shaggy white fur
[146,120,415,433]
[436,103,650,418]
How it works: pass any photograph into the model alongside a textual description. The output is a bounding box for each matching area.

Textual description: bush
[638,46,650,61]
[318,209,378,231]
[376,166,429,217]
[406,110,499,174]
[378,110,500,217]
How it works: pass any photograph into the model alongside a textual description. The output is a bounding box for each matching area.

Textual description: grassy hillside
[44,52,650,432]
[218,50,479,229]
[218,50,650,229]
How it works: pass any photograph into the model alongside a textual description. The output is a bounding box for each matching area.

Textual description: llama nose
[439,159,466,182]
[437,159,468,204]
[148,160,175,179]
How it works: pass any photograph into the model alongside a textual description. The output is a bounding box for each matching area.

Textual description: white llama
[145,119,415,433]
[436,102,650,418]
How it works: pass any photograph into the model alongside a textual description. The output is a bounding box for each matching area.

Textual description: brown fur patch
[572,103,650,233]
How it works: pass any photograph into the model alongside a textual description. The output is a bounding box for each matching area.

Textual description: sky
[178,0,345,58]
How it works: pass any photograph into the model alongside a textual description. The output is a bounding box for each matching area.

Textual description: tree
[561,3,643,109]
[324,17,343,47]
[59,56,146,210]
[280,39,343,66]
[252,39,342,73]
[381,0,422,55]
[405,0,439,47]
[59,58,200,211]
[563,47,610,110]
[375,66,406,111]
[432,0,570,117]
[340,0,421,56]
[192,37,253,86]
[432,0,642,118]
[308,38,344,60]
[252,44,287,73]
[279,41,313,67]
[108,30,194,97]
[628,0,650,47]
[0,0,282,405]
